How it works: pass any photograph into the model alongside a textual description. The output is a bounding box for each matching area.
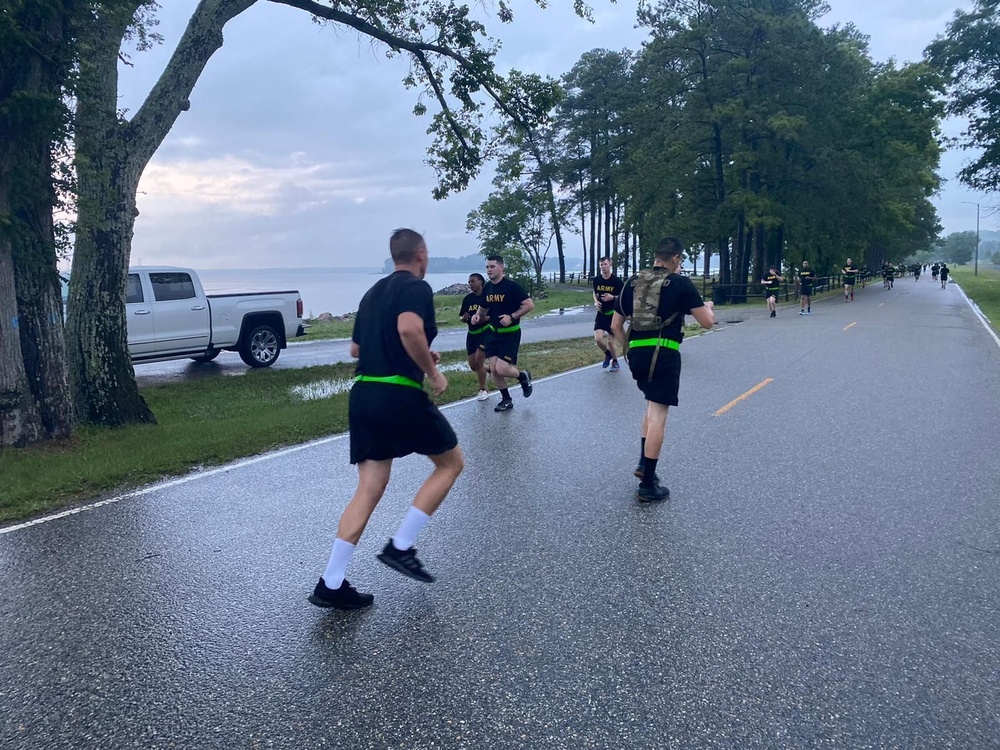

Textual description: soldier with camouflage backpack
[612,237,715,503]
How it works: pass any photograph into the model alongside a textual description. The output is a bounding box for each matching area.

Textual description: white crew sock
[391,506,431,551]
[322,538,356,589]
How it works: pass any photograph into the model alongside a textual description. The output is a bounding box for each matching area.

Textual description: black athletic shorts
[348,381,458,464]
[800,287,813,297]
[485,330,521,365]
[466,330,488,356]
[594,310,614,333]
[628,348,682,406]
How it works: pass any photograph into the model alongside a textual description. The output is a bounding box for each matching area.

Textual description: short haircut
[486,254,504,265]
[654,237,684,262]
[469,272,485,284]
[389,228,425,264]
[600,256,611,263]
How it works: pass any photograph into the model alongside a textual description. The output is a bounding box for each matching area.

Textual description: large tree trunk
[0,1,74,447]
[67,0,255,426]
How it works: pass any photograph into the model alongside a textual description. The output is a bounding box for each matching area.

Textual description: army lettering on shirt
[482,277,530,327]
[352,270,436,385]
[593,274,624,315]
[460,292,487,332]
[843,264,859,283]
[762,273,781,296]
[798,267,816,292]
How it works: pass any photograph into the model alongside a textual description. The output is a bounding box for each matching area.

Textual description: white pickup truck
[126,267,304,367]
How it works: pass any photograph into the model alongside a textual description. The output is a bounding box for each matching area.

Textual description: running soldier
[593,256,624,372]
[762,266,783,318]
[309,228,464,610]
[612,237,715,502]
[940,263,950,289]
[471,255,535,412]
[798,261,816,315]
[843,258,859,301]
[459,272,490,400]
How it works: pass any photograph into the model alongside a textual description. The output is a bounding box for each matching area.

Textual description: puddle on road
[290,364,469,401]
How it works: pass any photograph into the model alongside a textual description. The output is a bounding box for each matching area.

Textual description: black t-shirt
[352,270,436,384]
[460,292,487,332]
[843,265,859,283]
[798,268,816,290]
[482,277,529,327]
[615,270,704,344]
[940,266,949,279]
[593,274,624,314]
[762,274,781,294]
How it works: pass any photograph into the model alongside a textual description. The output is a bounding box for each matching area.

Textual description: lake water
[196,268,478,318]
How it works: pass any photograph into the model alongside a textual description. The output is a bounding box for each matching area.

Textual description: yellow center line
[714,378,774,417]
[844,322,857,331]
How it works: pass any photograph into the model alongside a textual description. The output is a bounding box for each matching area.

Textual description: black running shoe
[308,577,374,610]
[519,369,533,398]
[602,351,612,369]
[494,398,514,412]
[377,541,435,583]
[636,483,670,503]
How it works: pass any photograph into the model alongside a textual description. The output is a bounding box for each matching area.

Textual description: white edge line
[955,283,1000,351]
[1,361,602,536]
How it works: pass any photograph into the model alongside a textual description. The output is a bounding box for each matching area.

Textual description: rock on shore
[436,283,471,296]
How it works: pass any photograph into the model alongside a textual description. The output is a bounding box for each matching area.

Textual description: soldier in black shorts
[470,254,535,412]
[460,272,490,401]
[798,260,815,315]
[309,228,464,611]
[593,256,624,372]
[612,237,715,502]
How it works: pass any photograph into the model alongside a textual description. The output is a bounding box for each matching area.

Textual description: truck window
[126,274,144,304]
[150,272,196,302]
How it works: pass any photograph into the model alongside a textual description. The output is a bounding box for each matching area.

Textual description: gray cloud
[115,0,994,273]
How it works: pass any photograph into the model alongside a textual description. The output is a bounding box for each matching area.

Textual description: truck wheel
[239,324,280,367]
[190,348,221,363]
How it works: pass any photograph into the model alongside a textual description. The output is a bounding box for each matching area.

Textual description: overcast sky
[108,0,992,271]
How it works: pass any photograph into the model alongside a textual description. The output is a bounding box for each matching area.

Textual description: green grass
[0,338,607,524]
[303,285,595,340]
[951,265,1000,335]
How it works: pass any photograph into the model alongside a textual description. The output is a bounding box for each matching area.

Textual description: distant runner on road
[309,228,464,611]
[459,272,490,401]
[612,237,715,503]
[940,263,950,289]
[843,258,859,301]
[471,255,535,412]
[798,261,816,315]
[593,256,624,373]
[762,266,783,318]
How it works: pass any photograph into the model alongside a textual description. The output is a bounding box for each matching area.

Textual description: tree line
[467,0,1000,296]
[2,0,998,448]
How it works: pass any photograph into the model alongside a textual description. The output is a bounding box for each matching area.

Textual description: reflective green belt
[355,374,422,389]
[494,324,521,334]
[629,338,680,351]
[468,325,490,335]
[602,309,615,316]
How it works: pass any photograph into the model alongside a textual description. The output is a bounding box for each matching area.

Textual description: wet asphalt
[3,278,1000,749]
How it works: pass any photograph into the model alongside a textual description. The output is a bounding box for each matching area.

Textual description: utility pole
[961,201,981,276]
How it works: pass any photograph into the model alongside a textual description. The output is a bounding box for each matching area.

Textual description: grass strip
[951,265,1000,335]
[0,338,606,524]
[303,286,596,340]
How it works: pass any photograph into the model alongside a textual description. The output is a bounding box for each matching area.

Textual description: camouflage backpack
[627,267,681,380]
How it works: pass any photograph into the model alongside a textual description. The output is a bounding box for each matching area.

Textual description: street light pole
[975,203,980,276]
[961,201,981,276]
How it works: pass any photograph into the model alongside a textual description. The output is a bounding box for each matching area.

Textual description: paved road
[3,278,1000,749]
